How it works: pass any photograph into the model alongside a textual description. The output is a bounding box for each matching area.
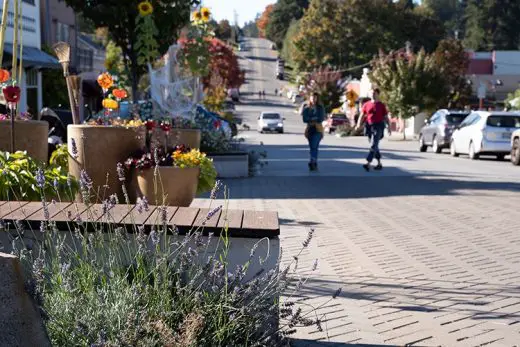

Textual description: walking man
[356,88,391,171]
[301,92,325,171]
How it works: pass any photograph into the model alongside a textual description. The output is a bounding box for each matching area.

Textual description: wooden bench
[0,201,279,238]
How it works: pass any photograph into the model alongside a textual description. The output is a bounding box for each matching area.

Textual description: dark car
[419,109,469,153]
[324,113,349,133]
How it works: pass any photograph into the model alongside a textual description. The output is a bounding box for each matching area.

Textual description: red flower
[3,86,21,103]
[213,120,221,129]
[160,122,172,133]
[144,120,156,131]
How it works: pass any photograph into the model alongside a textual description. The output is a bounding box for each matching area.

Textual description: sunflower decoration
[97,72,114,90]
[192,10,202,23]
[138,1,153,16]
[200,7,211,22]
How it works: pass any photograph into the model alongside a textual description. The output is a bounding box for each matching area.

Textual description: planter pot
[68,125,145,203]
[0,120,48,162]
[136,167,199,207]
[208,152,249,178]
[152,128,201,149]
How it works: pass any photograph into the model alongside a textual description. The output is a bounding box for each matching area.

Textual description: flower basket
[68,125,145,203]
[136,166,199,207]
[0,120,48,162]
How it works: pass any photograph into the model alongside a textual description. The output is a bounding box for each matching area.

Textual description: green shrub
[49,144,69,169]
[0,151,78,201]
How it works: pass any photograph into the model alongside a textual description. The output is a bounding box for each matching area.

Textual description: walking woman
[301,92,325,171]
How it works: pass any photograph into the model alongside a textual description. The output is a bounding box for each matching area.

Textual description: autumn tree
[214,19,232,41]
[204,39,245,89]
[265,0,309,49]
[281,19,301,64]
[256,4,274,38]
[63,0,199,101]
[302,67,343,113]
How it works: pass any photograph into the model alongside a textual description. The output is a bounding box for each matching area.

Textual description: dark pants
[366,123,385,163]
[307,129,323,163]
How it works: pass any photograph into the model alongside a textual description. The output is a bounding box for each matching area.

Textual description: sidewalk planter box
[152,128,201,149]
[136,167,199,207]
[208,152,249,178]
[68,125,145,203]
[0,120,48,162]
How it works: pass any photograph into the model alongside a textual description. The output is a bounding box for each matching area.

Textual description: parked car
[510,129,520,165]
[419,110,469,153]
[324,113,349,134]
[257,112,284,133]
[292,94,303,104]
[222,100,235,113]
[228,88,240,102]
[450,111,520,160]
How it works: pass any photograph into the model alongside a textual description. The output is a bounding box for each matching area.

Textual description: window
[262,113,281,120]
[26,69,37,87]
[446,113,469,125]
[486,115,520,128]
[56,22,70,42]
[78,48,93,72]
[460,113,477,127]
[429,113,440,124]
[22,0,35,5]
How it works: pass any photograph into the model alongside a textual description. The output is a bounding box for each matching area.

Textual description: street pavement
[194,38,520,346]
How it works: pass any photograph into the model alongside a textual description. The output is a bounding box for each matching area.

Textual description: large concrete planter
[136,166,199,207]
[68,125,145,203]
[152,128,201,149]
[0,120,48,162]
[208,152,249,178]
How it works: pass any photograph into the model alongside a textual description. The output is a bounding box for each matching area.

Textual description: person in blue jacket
[301,92,325,171]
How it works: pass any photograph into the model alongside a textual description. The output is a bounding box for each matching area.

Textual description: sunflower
[138,1,153,16]
[200,7,211,22]
[192,10,202,22]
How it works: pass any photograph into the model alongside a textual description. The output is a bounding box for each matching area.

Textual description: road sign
[477,83,486,99]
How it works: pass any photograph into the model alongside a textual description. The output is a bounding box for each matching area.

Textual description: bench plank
[241,210,280,237]
[192,207,222,234]
[2,202,43,221]
[170,207,199,234]
[120,206,157,226]
[101,204,135,224]
[0,201,29,219]
[51,203,89,222]
[27,202,72,221]
[217,209,243,234]
[78,204,105,223]
[144,207,178,226]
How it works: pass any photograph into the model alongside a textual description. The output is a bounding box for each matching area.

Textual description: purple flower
[39,221,46,233]
[116,163,125,182]
[207,205,222,220]
[35,168,45,189]
[70,138,78,158]
[79,170,93,190]
[136,196,149,214]
[150,228,160,245]
[53,178,58,190]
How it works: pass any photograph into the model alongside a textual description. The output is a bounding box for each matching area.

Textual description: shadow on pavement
[291,340,401,347]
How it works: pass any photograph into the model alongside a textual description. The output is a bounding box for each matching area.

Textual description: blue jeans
[367,123,384,163]
[308,131,323,163]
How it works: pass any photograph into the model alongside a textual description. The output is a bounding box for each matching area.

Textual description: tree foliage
[256,4,274,38]
[370,48,449,120]
[302,67,343,113]
[281,19,301,65]
[265,0,309,49]
[63,0,199,101]
[41,46,69,108]
[464,0,520,50]
[242,19,259,38]
[197,39,245,90]
[214,19,232,41]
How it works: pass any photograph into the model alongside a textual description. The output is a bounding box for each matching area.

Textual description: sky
[201,0,274,27]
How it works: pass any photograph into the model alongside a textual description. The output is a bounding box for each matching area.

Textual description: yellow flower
[192,10,202,22]
[138,1,153,16]
[200,7,211,22]
[102,98,119,110]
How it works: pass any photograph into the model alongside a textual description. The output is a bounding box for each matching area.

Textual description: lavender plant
[8,167,338,346]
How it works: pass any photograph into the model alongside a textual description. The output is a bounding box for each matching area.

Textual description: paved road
[195,38,520,346]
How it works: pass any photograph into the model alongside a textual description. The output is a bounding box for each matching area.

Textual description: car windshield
[332,114,347,119]
[446,113,468,124]
[486,115,520,128]
[262,113,281,120]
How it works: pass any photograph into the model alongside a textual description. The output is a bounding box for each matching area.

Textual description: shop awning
[3,43,60,69]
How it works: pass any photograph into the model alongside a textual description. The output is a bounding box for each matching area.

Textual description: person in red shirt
[355,88,391,171]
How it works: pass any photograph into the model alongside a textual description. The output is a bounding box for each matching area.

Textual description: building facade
[0,0,59,114]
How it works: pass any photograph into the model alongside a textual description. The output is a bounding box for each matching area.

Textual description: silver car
[419,110,469,153]
[258,112,284,133]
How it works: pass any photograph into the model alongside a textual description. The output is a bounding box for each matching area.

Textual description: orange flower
[112,88,128,99]
[102,98,119,110]
[0,69,10,83]
[97,73,113,90]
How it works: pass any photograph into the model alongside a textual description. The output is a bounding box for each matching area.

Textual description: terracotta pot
[136,166,199,207]
[152,128,201,149]
[68,125,145,203]
[0,120,48,162]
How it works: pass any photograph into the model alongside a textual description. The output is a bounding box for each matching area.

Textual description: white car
[511,129,520,165]
[257,112,284,133]
[292,94,303,104]
[450,111,520,160]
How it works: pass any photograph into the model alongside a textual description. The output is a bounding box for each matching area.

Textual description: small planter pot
[207,152,249,178]
[68,125,145,203]
[0,120,49,162]
[136,166,200,207]
[152,128,201,149]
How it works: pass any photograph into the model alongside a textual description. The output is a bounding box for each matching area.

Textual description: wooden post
[0,0,9,65]
[479,98,484,110]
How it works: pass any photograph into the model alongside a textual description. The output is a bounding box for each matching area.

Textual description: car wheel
[419,135,427,152]
[511,138,520,165]
[432,135,442,154]
[279,129,284,134]
[469,141,479,160]
[450,140,459,157]
[496,154,505,161]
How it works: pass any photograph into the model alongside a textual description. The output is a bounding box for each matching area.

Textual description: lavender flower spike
[35,168,45,189]
[70,138,78,158]
[136,196,149,214]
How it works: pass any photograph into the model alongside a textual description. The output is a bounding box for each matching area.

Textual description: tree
[202,39,245,90]
[215,19,232,41]
[281,19,301,64]
[256,4,274,38]
[41,46,69,108]
[370,48,450,138]
[302,67,343,113]
[63,0,199,101]
[265,0,309,49]
[464,0,520,50]
[242,19,259,38]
